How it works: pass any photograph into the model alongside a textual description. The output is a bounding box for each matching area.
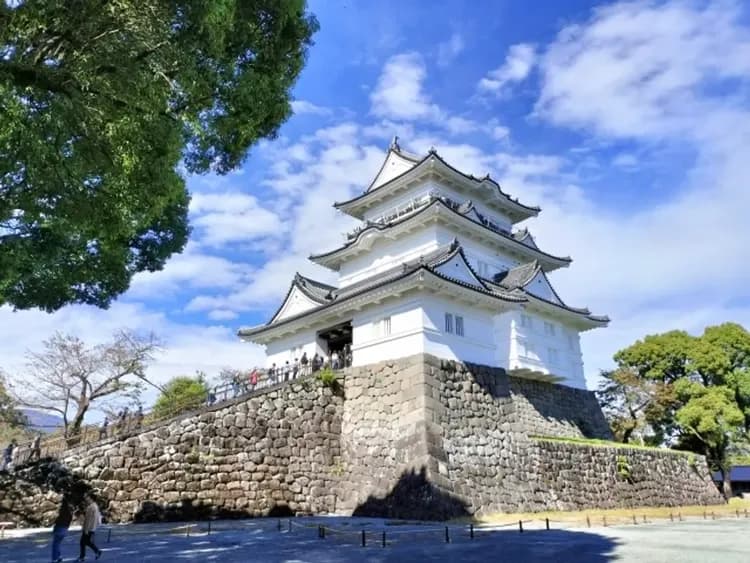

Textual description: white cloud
[370,52,441,121]
[612,152,639,170]
[290,100,331,116]
[437,33,465,66]
[478,43,536,94]
[535,0,750,139]
[189,192,283,247]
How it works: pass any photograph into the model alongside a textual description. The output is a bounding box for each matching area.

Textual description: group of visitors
[51,492,103,562]
[98,406,144,440]
[266,345,353,384]
[2,434,42,471]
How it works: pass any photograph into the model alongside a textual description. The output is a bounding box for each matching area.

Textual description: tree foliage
[601,322,750,496]
[151,373,209,419]
[4,330,160,441]
[0,374,29,443]
[0,1,318,310]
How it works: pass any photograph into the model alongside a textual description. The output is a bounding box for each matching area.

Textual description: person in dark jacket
[51,494,73,563]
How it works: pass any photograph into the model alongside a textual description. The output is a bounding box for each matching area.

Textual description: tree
[595,367,674,444]
[0,1,318,311]
[151,373,209,419]
[0,375,29,443]
[5,330,161,441]
[606,323,750,497]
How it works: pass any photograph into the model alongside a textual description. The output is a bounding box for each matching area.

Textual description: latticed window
[455,316,464,337]
[444,313,454,333]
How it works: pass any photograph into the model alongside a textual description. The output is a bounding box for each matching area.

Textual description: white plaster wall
[505,310,586,389]
[524,272,560,303]
[338,226,442,286]
[363,184,434,223]
[264,330,325,370]
[421,295,498,366]
[351,298,426,366]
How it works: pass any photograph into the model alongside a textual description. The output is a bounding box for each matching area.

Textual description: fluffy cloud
[478,43,536,94]
[437,33,465,67]
[290,100,331,116]
[190,192,283,247]
[370,53,442,121]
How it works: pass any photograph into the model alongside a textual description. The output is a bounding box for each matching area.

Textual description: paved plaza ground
[1,516,749,562]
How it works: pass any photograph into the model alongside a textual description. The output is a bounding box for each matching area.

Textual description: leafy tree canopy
[151,373,209,419]
[0,0,318,310]
[602,322,750,496]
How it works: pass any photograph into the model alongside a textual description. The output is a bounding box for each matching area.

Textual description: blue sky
[3,0,750,405]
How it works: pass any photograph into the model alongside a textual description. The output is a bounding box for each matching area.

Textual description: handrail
[12,360,348,463]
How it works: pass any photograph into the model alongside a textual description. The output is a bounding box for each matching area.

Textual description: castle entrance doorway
[317,321,352,368]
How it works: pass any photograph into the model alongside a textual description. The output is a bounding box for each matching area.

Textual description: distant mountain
[21,409,63,433]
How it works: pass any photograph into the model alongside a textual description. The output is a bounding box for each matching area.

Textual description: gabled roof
[485,263,609,327]
[335,145,540,222]
[311,196,571,271]
[239,240,525,341]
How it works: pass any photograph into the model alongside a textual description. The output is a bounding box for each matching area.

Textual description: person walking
[98,417,109,440]
[30,434,41,461]
[78,493,102,561]
[51,494,73,563]
[2,439,16,471]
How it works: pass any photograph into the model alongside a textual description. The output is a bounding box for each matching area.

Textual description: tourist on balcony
[2,439,16,471]
[98,417,109,440]
[30,434,41,461]
[249,369,259,390]
[117,408,128,435]
[300,352,309,375]
[311,353,321,373]
[292,359,299,380]
[50,493,73,563]
[232,373,241,397]
[331,350,340,370]
[269,363,277,383]
[284,361,291,381]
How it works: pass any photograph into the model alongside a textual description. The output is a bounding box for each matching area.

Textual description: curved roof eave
[239,261,525,341]
[335,152,540,218]
[311,198,570,267]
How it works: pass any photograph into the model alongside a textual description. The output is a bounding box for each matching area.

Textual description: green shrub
[152,374,209,419]
[616,455,631,480]
[316,368,338,388]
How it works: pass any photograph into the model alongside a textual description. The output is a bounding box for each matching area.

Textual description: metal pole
[288,520,292,532]
[107,528,112,543]
[321,526,326,539]
[470,523,474,539]
[361,529,366,547]
[277,519,281,531]
[518,520,523,533]
[603,516,607,527]
[586,515,591,528]
[382,531,386,547]
[545,518,550,530]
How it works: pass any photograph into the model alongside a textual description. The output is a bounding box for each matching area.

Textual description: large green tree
[151,373,209,419]
[0,1,317,310]
[602,323,750,497]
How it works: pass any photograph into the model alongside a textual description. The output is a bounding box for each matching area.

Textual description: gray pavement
[1,517,748,562]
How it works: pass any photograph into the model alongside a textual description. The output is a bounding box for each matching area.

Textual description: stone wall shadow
[0,457,93,526]
[133,499,296,523]
[352,466,469,521]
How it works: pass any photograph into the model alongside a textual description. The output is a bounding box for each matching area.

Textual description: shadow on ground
[0,518,619,563]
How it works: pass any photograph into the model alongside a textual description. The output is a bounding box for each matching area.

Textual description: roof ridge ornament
[390,135,401,151]
[428,146,437,154]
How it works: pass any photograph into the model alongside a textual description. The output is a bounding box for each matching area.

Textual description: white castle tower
[239,139,608,389]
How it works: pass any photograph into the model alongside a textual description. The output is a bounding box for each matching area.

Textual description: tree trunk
[722,468,733,499]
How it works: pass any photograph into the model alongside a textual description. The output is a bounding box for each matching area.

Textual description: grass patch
[464,499,750,528]
[531,434,691,455]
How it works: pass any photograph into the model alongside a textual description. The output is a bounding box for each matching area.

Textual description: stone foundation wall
[0,379,343,526]
[0,354,725,526]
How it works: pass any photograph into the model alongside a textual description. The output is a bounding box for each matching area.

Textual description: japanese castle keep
[1,142,721,528]
[241,139,608,387]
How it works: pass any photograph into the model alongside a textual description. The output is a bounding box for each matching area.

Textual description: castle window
[444,313,454,333]
[544,321,556,336]
[372,316,392,338]
[455,316,464,337]
[567,333,576,350]
[521,314,533,329]
[548,347,559,365]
